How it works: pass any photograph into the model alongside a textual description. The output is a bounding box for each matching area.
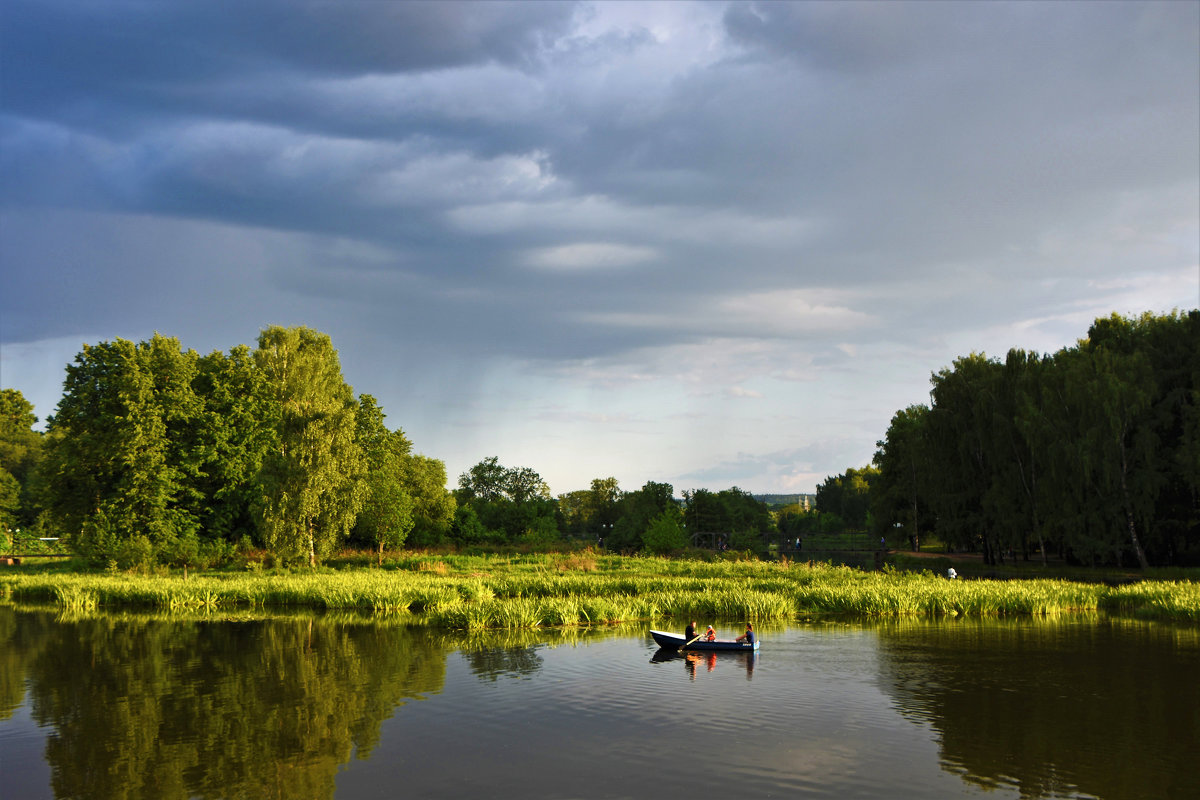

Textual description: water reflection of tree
[0,607,53,719]
[16,611,447,800]
[873,619,1199,800]
[461,645,544,681]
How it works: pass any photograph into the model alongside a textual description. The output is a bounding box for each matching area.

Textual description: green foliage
[641,507,687,555]
[871,405,934,549]
[871,311,1200,568]
[609,480,675,551]
[43,335,205,564]
[0,388,44,527]
[351,395,416,561]
[253,326,367,566]
[683,487,771,553]
[0,466,18,531]
[816,466,877,529]
[3,555,1197,625]
[456,457,555,542]
[449,504,485,546]
[189,345,274,544]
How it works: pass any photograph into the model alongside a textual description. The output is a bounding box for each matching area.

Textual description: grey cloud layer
[2,1,1196,490]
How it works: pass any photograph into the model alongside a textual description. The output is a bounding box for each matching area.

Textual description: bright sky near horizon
[2,1,1198,496]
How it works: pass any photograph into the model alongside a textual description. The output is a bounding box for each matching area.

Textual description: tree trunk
[1119,442,1150,570]
[1123,505,1150,570]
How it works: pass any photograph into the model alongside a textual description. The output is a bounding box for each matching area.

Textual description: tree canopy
[870,310,1200,567]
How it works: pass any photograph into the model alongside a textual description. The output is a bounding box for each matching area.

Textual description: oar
[679,634,701,650]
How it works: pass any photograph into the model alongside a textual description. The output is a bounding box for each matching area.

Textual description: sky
[2,1,1198,497]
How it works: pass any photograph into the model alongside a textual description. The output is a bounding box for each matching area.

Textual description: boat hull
[650,629,759,651]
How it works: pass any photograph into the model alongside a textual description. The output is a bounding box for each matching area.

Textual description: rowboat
[650,629,759,652]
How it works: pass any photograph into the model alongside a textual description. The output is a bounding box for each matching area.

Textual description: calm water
[1,607,1196,800]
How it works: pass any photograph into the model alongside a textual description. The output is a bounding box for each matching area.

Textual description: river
[0,607,1195,799]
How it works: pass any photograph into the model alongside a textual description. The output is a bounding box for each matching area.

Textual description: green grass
[2,553,1197,628]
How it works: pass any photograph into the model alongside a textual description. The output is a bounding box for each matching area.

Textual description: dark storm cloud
[2,1,576,120]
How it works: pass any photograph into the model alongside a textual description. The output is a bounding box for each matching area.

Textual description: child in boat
[736,623,755,644]
[705,625,716,641]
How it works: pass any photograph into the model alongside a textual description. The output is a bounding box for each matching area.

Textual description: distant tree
[556,489,592,538]
[641,506,687,555]
[253,326,366,566]
[775,504,820,540]
[610,481,675,551]
[683,487,771,552]
[816,467,877,531]
[457,456,508,503]
[456,457,556,541]
[402,454,456,547]
[870,311,1199,567]
[449,503,487,545]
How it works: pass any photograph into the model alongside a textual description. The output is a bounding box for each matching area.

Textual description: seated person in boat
[705,625,716,641]
[736,623,755,644]
[685,620,698,641]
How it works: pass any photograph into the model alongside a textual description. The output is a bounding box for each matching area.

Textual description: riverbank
[2,553,1197,625]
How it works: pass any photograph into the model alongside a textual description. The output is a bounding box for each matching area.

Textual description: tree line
[5,311,1194,568]
[847,310,1197,567]
[0,326,775,566]
[1,327,455,567]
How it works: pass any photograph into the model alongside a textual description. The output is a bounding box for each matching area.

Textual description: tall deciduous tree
[869,311,1199,567]
[0,388,43,528]
[253,326,365,566]
[43,335,203,563]
[352,395,415,564]
[872,405,932,549]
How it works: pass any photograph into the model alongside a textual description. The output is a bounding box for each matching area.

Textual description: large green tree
[871,405,932,550]
[43,335,204,563]
[253,326,366,566]
[0,388,44,529]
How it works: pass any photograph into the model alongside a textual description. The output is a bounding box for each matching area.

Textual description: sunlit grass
[1,554,1196,628]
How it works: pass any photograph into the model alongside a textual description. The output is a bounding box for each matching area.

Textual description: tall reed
[2,556,1195,628]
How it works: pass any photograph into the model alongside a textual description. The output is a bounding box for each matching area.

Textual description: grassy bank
[1,554,1197,627]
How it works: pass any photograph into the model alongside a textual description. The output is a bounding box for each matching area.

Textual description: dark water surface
[1,607,1196,799]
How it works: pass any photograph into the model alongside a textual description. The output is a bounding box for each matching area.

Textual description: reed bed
[2,555,1196,628]
[1099,580,1200,622]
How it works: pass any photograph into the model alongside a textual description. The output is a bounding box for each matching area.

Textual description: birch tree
[253,326,365,566]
